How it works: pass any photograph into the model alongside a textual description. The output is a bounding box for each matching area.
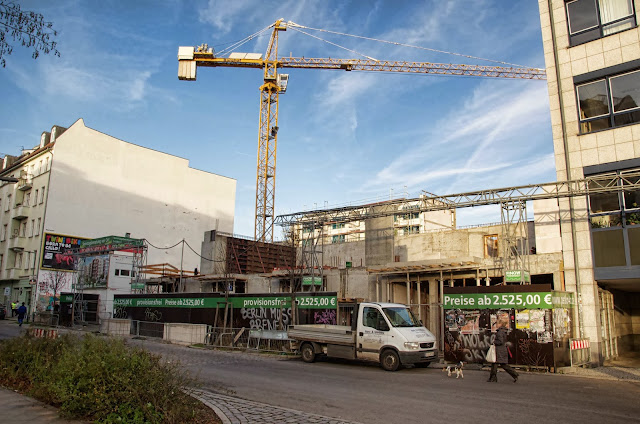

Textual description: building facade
[0,119,236,316]
[538,0,640,360]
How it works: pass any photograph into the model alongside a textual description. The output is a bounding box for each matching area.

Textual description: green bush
[0,334,201,423]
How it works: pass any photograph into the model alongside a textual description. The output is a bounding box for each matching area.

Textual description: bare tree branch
[0,1,60,68]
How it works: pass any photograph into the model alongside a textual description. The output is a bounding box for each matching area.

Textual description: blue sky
[0,0,554,239]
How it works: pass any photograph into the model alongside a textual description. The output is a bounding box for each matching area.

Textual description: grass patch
[0,333,219,423]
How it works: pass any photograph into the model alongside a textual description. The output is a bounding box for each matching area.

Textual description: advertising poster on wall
[516,310,530,329]
[77,254,110,289]
[459,312,479,334]
[41,233,87,271]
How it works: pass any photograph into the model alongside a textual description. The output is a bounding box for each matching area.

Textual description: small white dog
[443,361,464,379]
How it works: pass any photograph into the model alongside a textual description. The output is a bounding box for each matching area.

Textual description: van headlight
[404,342,420,350]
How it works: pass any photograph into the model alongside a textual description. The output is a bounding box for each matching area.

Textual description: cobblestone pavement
[190,389,362,424]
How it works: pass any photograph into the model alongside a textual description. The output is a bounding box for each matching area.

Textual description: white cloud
[362,80,553,196]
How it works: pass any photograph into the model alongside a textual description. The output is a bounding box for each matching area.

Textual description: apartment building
[0,119,236,315]
[538,0,640,360]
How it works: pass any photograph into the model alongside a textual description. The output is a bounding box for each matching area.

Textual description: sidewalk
[0,388,90,423]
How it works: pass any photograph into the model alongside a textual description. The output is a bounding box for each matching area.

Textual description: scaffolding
[275,171,640,286]
[69,236,147,325]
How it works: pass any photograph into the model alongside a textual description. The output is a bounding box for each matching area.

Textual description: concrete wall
[364,215,394,266]
[533,199,562,254]
[163,323,208,345]
[44,119,236,272]
[100,318,130,336]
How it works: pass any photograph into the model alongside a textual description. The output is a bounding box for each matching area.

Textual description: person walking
[17,302,27,327]
[487,319,519,383]
[11,300,17,317]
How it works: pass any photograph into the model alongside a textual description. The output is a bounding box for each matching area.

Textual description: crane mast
[178,19,546,242]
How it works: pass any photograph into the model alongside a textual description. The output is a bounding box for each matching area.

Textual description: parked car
[0,305,6,319]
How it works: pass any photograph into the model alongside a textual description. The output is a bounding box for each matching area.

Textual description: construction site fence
[130,320,165,339]
[32,312,59,327]
[206,326,295,353]
[570,338,591,367]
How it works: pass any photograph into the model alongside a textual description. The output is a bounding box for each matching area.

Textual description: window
[589,169,640,267]
[31,250,37,269]
[24,192,30,206]
[14,252,22,268]
[120,269,130,277]
[45,157,50,171]
[332,223,345,229]
[402,225,420,235]
[0,254,3,270]
[577,69,640,133]
[332,234,345,244]
[1,224,6,241]
[35,218,41,236]
[567,0,636,46]
[38,160,42,174]
[34,189,39,205]
[363,307,389,331]
[20,221,27,237]
[40,186,45,204]
[6,194,11,211]
[114,269,120,276]
[29,220,34,237]
[484,235,499,258]
[24,252,30,270]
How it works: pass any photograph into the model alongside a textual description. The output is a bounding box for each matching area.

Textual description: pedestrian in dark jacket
[487,320,519,383]
[17,302,27,327]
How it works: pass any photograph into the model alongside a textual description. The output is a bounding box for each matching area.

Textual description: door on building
[599,288,618,360]
[358,306,391,361]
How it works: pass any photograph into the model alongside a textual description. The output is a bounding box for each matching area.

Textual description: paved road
[2,322,640,424]
[131,339,640,424]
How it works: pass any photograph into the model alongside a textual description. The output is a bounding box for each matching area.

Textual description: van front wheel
[380,349,401,371]
[301,343,316,363]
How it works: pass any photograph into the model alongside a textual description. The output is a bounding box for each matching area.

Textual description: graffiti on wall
[313,309,337,325]
[240,307,292,330]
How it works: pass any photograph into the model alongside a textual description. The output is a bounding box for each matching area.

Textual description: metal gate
[598,288,618,360]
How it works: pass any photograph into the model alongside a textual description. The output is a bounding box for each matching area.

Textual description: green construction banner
[443,292,574,310]
[505,270,531,283]
[113,295,337,310]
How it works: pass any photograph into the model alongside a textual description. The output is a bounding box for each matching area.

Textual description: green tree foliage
[0,1,60,67]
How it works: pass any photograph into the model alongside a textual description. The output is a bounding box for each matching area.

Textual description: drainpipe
[547,0,584,338]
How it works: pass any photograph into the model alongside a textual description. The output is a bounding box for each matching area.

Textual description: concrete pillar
[417,276,422,322]
[406,272,411,307]
[428,279,438,335]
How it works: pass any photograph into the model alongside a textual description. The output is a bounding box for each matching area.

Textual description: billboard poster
[41,233,87,271]
[77,254,110,289]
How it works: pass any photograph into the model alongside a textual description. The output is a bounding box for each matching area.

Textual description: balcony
[17,173,33,191]
[8,235,26,251]
[13,203,30,219]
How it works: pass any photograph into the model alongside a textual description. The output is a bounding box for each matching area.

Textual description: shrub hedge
[0,333,208,423]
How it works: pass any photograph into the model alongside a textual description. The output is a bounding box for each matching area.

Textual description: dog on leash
[443,361,464,379]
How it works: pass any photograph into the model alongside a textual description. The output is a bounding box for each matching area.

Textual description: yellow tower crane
[178,19,546,243]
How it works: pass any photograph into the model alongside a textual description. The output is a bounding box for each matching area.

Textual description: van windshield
[382,307,421,328]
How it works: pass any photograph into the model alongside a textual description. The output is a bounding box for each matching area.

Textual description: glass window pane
[613,110,640,126]
[602,17,635,35]
[567,0,600,33]
[610,70,640,113]
[589,178,620,212]
[629,227,640,265]
[591,213,621,228]
[599,0,634,24]
[592,229,626,267]
[622,173,640,210]
[580,116,612,133]
[578,80,610,118]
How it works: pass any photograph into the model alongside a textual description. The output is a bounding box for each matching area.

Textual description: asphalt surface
[2,319,640,424]
[130,338,640,424]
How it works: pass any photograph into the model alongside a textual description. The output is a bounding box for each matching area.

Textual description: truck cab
[289,302,438,371]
